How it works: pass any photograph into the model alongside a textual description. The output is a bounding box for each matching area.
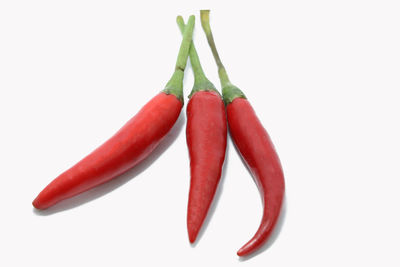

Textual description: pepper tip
[32,198,40,209]
[32,197,46,210]
[237,245,250,257]
[188,230,197,244]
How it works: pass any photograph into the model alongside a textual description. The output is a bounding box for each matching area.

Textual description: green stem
[200,10,230,88]
[200,10,246,104]
[176,16,218,98]
[163,15,195,102]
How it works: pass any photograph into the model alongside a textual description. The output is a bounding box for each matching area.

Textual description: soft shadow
[190,134,231,247]
[239,196,287,261]
[33,112,186,216]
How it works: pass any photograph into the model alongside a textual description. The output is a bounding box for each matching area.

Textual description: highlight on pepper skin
[176,15,227,244]
[200,9,285,257]
[32,11,286,259]
[32,15,196,210]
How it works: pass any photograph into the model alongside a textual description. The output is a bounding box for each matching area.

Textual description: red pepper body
[227,98,285,257]
[186,91,227,243]
[33,92,182,210]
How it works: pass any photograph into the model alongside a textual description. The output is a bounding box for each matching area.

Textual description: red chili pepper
[201,10,285,257]
[32,15,196,210]
[177,16,227,243]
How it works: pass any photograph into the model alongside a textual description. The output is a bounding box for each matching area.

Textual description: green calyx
[162,15,195,102]
[189,78,218,98]
[218,66,246,105]
[163,69,185,102]
[176,15,220,99]
[222,84,246,105]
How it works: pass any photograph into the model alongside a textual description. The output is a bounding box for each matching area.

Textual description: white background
[1,1,399,266]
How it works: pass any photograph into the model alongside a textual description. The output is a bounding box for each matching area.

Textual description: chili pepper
[32,15,196,210]
[200,10,285,257]
[176,16,227,243]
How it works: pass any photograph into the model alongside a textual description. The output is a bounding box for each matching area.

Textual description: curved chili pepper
[176,16,227,243]
[200,10,285,257]
[32,15,196,210]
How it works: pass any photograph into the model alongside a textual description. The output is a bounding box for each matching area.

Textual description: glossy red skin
[227,98,285,257]
[33,92,182,210]
[186,91,227,243]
